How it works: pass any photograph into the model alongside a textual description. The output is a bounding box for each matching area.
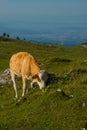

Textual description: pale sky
[0,0,87,35]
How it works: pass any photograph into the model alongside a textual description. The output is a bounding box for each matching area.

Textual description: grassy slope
[0,40,87,130]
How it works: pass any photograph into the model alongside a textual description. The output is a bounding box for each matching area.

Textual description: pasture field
[0,39,87,130]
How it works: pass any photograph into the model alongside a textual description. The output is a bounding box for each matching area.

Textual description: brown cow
[10,52,48,98]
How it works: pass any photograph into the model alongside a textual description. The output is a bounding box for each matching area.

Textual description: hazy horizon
[0,0,87,46]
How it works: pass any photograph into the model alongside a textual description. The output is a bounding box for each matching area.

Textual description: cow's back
[10,52,31,76]
[10,52,40,77]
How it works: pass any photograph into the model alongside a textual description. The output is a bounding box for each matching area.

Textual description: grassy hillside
[0,39,87,130]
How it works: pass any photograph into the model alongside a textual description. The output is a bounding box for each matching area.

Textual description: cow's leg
[22,77,27,97]
[26,79,29,94]
[10,71,18,98]
[31,81,34,88]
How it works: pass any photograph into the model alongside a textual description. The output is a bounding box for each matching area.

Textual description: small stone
[57,88,62,92]
[81,128,86,130]
[82,103,86,107]
[69,95,74,98]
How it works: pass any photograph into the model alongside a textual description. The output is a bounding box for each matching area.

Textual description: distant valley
[0,25,87,46]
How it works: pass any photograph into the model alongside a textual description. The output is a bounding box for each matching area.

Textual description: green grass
[0,39,87,130]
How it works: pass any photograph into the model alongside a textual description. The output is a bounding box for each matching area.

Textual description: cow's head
[37,70,48,90]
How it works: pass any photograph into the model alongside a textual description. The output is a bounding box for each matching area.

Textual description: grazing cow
[10,52,48,98]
